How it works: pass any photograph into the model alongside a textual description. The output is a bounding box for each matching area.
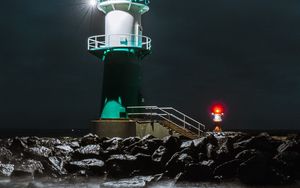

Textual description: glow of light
[89,0,97,7]
[212,104,224,114]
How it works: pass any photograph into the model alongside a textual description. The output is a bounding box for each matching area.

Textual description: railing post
[183,115,186,129]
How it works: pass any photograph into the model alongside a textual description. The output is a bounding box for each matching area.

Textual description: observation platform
[88,34,151,59]
[97,0,150,14]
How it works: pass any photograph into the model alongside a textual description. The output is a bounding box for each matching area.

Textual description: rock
[66,158,105,175]
[237,152,269,184]
[215,138,234,163]
[80,133,100,146]
[206,143,217,159]
[102,137,123,150]
[105,154,137,178]
[122,137,140,147]
[25,146,52,159]
[193,137,208,153]
[165,153,194,177]
[163,136,181,153]
[177,160,215,181]
[274,151,300,180]
[55,145,74,156]
[277,140,300,153]
[74,145,103,159]
[151,146,173,168]
[12,159,44,177]
[9,137,28,153]
[27,136,41,147]
[234,133,280,153]
[43,156,67,177]
[235,149,258,161]
[213,159,241,179]
[130,146,152,155]
[0,147,13,163]
[41,138,62,147]
[106,139,123,155]
[180,141,194,149]
[134,153,155,174]
[0,163,14,177]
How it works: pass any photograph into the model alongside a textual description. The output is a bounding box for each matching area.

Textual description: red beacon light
[211,104,225,133]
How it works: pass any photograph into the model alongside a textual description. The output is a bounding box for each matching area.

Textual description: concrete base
[90,119,136,138]
[90,119,173,138]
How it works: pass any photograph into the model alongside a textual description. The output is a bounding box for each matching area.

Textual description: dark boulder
[177,160,215,181]
[193,137,208,153]
[66,158,105,175]
[274,151,300,180]
[0,147,13,163]
[152,146,173,168]
[105,154,137,178]
[54,144,74,156]
[130,145,152,155]
[206,143,217,159]
[277,140,300,153]
[165,153,194,177]
[43,156,67,177]
[0,163,14,177]
[25,146,52,159]
[235,149,258,162]
[234,133,280,153]
[80,133,100,146]
[163,136,181,153]
[122,137,140,147]
[237,151,269,184]
[213,159,241,179]
[74,145,103,159]
[40,138,62,147]
[9,137,28,153]
[134,153,155,174]
[12,159,44,177]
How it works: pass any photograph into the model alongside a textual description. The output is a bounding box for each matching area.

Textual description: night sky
[1,0,300,130]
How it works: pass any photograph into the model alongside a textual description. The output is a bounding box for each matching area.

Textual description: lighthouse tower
[88,0,151,119]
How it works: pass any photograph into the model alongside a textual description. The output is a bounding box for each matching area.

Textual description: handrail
[88,34,151,51]
[99,0,150,5]
[127,106,206,136]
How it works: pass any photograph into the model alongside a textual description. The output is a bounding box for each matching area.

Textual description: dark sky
[1,0,300,130]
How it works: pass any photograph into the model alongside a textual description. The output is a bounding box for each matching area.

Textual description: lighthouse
[88,0,151,119]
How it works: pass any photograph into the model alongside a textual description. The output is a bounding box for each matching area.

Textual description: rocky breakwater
[0,132,299,186]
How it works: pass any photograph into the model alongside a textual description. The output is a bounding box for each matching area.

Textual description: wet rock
[133,153,155,174]
[234,133,280,153]
[66,158,105,175]
[277,140,300,153]
[177,160,215,181]
[106,139,123,155]
[0,147,13,163]
[163,136,181,153]
[193,137,208,153]
[213,159,241,179]
[122,137,140,147]
[43,156,67,176]
[27,136,41,147]
[9,137,28,153]
[274,151,300,180]
[180,141,194,149]
[0,163,14,177]
[106,154,137,178]
[80,133,100,146]
[237,152,269,184]
[102,176,154,188]
[74,145,103,159]
[206,143,217,159]
[55,145,74,156]
[12,159,44,177]
[165,153,194,177]
[102,137,123,150]
[151,146,173,168]
[41,138,62,147]
[130,145,152,155]
[25,146,52,159]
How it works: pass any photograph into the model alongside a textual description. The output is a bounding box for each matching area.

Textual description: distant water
[0,177,299,188]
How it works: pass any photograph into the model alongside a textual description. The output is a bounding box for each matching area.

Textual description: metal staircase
[127,106,206,139]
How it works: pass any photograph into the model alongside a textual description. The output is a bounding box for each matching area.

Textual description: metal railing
[88,34,151,51]
[99,0,150,5]
[127,106,206,136]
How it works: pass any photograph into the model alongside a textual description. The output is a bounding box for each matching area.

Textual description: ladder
[127,106,206,139]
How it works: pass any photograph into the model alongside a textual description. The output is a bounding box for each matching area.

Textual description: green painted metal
[101,97,127,119]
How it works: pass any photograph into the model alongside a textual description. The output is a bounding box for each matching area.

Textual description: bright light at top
[89,0,97,7]
[212,104,224,114]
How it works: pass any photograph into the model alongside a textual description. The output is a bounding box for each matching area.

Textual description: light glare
[89,0,97,7]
